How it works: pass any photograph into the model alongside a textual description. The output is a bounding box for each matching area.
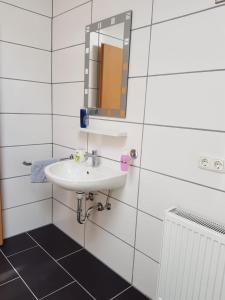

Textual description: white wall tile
[1,176,51,209]
[0,115,51,146]
[133,250,159,300]
[53,185,77,211]
[129,27,150,77]
[99,158,139,208]
[53,2,91,50]
[0,42,51,82]
[53,115,86,149]
[85,221,134,282]
[136,211,163,262]
[3,0,52,16]
[53,199,84,246]
[88,119,143,166]
[145,72,225,131]
[153,0,218,23]
[0,79,51,114]
[0,144,52,179]
[53,45,85,83]
[139,169,225,224]
[142,125,225,191]
[92,0,153,29]
[3,199,52,238]
[53,0,88,16]
[53,82,84,117]
[0,2,51,50]
[149,7,225,75]
[126,78,146,123]
[88,193,136,246]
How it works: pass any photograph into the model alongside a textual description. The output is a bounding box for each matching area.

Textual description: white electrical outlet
[213,159,224,172]
[199,157,210,169]
[199,156,225,173]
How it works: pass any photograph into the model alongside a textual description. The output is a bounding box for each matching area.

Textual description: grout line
[131,24,151,31]
[0,175,31,181]
[148,68,225,77]
[0,277,20,288]
[144,122,225,134]
[57,248,84,261]
[0,76,51,84]
[26,233,74,280]
[53,1,92,18]
[137,208,163,222]
[51,0,54,224]
[26,232,96,300]
[39,281,76,300]
[0,249,38,299]
[0,112,51,115]
[7,245,39,258]
[151,2,225,26]
[90,0,93,23]
[110,286,132,300]
[0,142,52,148]
[53,80,85,84]
[53,114,79,118]
[53,42,85,52]
[0,39,51,52]
[72,280,96,300]
[2,198,53,211]
[131,0,155,284]
[53,197,77,213]
[135,248,160,264]
[0,0,51,18]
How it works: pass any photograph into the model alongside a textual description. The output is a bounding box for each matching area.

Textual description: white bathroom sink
[45,160,127,192]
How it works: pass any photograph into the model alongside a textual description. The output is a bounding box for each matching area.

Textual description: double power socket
[199,156,225,173]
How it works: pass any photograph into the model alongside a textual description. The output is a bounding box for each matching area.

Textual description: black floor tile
[44,282,93,300]
[29,224,82,259]
[115,287,149,299]
[0,233,36,257]
[9,246,73,299]
[0,278,35,300]
[60,249,130,300]
[0,252,17,285]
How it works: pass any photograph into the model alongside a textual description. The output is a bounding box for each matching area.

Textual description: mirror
[84,11,132,118]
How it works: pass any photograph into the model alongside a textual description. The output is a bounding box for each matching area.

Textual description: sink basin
[45,160,127,192]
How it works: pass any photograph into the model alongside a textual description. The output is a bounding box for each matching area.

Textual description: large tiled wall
[0,1,53,238]
[52,1,225,299]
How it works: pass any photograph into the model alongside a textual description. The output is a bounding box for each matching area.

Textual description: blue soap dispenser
[80,108,89,128]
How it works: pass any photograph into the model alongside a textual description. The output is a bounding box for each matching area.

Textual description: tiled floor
[0,224,149,300]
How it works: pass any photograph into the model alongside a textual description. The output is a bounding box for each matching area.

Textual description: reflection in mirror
[84,11,132,118]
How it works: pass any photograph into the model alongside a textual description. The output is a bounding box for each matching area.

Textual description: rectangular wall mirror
[84,11,132,118]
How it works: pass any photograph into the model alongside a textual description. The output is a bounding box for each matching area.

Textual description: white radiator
[157,208,225,300]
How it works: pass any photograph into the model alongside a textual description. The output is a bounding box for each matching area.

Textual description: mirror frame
[84,10,132,118]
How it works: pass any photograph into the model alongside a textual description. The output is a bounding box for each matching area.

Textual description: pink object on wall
[120,155,132,171]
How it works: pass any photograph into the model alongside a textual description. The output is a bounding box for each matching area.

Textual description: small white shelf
[80,128,127,137]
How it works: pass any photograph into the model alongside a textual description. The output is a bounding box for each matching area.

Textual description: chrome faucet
[84,150,100,167]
